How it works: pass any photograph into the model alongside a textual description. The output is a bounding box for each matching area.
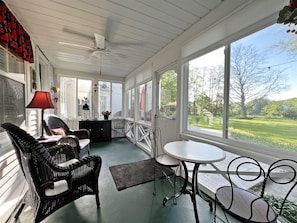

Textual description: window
[0,47,25,135]
[137,81,152,122]
[98,81,111,116]
[60,77,92,119]
[228,24,297,152]
[185,23,297,154]
[112,83,123,117]
[127,88,135,119]
[159,70,177,119]
[98,81,123,118]
[187,48,225,137]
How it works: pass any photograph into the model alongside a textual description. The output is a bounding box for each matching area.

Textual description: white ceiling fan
[59,32,108,52]
[59,17,144,63]
[58,31,122,63]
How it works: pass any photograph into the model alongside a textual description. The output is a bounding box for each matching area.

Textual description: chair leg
[14,203,26,220]
[214,197,218,223]
[153,163,157,195]
[213,196,229,223]
[95,193,100,207]
[172,173,177,205]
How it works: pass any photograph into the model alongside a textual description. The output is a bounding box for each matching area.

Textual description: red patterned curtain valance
[0,0,34,63]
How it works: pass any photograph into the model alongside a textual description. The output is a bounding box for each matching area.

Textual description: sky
[235,23,297,100]
[190,23,297,101]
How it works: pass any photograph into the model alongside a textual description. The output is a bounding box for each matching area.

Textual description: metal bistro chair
[150,128,181,205]
[1,123,102,223]
[214,156,297,223]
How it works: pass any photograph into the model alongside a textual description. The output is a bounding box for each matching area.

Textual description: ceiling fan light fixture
[94,33,105,49]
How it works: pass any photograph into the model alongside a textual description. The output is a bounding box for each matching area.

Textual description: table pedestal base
[163,161,213,223]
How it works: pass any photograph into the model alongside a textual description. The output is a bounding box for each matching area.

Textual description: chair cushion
[58,158,79,167]
[156,154,180,167]
[216,186,277,222]
[51,127,66,137]
[45,180,69,196]
[79,139,90,150]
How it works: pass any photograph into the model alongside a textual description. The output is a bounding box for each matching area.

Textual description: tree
[230,44,288,117]
[247,98,270,116]
[160,70,177,107]
[189,65,224,116]
[282,98,297,120]
[262,101,281,117]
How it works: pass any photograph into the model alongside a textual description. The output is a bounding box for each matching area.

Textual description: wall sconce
[93,84,98,92]
[51,86,59,103]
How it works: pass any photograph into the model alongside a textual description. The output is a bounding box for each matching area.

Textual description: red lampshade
[26,91,55,109]
[26,91,55,140]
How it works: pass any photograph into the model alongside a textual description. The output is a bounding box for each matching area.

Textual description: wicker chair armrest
[67,129,90,139]
[68,155,102,169]
[46,155,101,173]
[47,144,77,163]
[42,141,57,148]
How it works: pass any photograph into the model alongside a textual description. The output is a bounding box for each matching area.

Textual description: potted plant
[101,110,111,120]
[277,0,297,33]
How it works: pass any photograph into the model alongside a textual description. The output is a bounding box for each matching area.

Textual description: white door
[154,66,179,154]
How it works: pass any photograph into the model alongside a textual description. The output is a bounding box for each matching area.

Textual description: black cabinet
[79,120,111,142]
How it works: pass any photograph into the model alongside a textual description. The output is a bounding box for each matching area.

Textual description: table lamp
[26,91,55,140]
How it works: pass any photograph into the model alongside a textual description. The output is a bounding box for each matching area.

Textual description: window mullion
[223,44,231,139]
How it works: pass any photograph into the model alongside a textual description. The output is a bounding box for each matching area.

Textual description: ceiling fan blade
[111,41,145,47]
[63,27,93,40]
[59,41,93,50]
[90,50,121,64]
[105,16,121,42]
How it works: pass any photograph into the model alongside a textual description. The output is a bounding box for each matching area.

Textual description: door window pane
[78,79,92,119]
[159,70,177,119]
[60,77,76,118]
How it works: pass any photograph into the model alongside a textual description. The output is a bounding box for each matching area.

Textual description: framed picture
[30,67,37,92]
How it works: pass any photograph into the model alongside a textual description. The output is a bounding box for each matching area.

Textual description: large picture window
[228,24,297,152]
[185,23,297,154]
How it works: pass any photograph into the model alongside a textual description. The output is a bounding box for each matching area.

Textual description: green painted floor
[13,138,236,223]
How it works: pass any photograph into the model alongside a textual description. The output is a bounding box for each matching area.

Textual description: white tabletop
[164,141,226,164]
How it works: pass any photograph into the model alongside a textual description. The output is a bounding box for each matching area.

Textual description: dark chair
[1,123,102,223]
[150,128,181,205]
[214,156,297,223]
[46,115,91,158]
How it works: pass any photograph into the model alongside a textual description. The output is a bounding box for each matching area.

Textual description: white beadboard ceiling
[5,0,228,78]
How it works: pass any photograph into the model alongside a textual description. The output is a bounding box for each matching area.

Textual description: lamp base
[37,135,47,141]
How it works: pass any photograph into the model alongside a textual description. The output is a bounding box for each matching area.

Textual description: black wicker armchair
[1,123,102,223]
[46,115,91,158]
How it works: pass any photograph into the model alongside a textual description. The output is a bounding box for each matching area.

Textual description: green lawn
[189,116,297,152]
